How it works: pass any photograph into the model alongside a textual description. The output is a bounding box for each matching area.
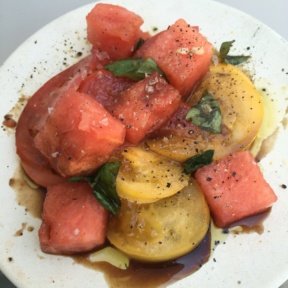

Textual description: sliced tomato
[87,3,144,60]
[135,19,212,96]
[39,182,108,254]
[111,73,182,144]
[195,151,277,227]
[16,52,105,186]
[78,69,134,111]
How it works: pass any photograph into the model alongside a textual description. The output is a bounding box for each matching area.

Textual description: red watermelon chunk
[87,3,145,60]
[135,19,212,96]
[34,90,125,177]
[111,73,182,144]
[39,182,108,254]
[195,151,277,228]
[78,69,134,111]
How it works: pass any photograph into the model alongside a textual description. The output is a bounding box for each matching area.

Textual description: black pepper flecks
[281,184,287,189]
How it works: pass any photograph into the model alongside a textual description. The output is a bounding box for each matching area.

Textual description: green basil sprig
[105,58,163,81]
[183,150,214,174]
[219,40,250,65]
[186,91,222,134]
[70,162,121,215]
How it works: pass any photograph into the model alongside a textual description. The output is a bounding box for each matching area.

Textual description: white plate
[1,0,288,287]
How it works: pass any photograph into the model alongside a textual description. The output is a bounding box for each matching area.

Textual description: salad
[11,2,278,287]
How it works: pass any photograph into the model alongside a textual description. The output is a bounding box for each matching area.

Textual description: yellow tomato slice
[116,147,189,203]
[147,64,264,161]
[108,182,210,262]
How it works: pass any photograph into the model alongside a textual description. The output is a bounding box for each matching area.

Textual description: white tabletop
[0,0,287,287]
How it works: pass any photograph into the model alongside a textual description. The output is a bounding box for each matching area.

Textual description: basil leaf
[219,40,235,61]
[224,55,251,65]
[105,58,163,81]
[219,40,250,65]
[183,150,214,174]
[69,162,121,215]
[186,91,222,133]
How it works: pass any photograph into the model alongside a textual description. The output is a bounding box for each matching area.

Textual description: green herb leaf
[186,91,222,133]
[69,162,121,215]
[105,58,163,81]
[219,40,250,65]
[183,150,214,174]
[219,40,235,61]
[224,55,251,65]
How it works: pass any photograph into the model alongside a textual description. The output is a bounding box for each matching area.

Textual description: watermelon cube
[135,19,212,96]
[111,73,182,144]
[195,151,277,227]
[34,90,125,177]
[87,3,144,60]
[39,182,108,254]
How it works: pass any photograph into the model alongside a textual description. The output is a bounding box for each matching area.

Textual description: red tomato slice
[79,69,134,111]
[150,102,202,138]
[16,52,105,186]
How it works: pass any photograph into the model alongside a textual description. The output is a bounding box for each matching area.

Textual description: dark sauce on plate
[74,230,211,288]
[228,208,271,234]
[9,166,45,218]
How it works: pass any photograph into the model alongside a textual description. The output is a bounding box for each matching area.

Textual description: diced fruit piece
[34,90,125,177]
[195,151,277,227]
[16,53,104,187]
[135,19,212,96]
[147,64,264,161]
[39,182,108,254]
[112,73,181,144]
[116,147,189,203]
[87,3,144,60]
[108,182,210,262]
[78,69,134,111]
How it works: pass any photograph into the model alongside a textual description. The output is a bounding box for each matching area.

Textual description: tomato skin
[39,182,108,254]
[78,69,134,111]
[87,3,144,60]
[16,52,106,186]
[135,19,212,96]
[111,73,182,144]
[195,151,277,228]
